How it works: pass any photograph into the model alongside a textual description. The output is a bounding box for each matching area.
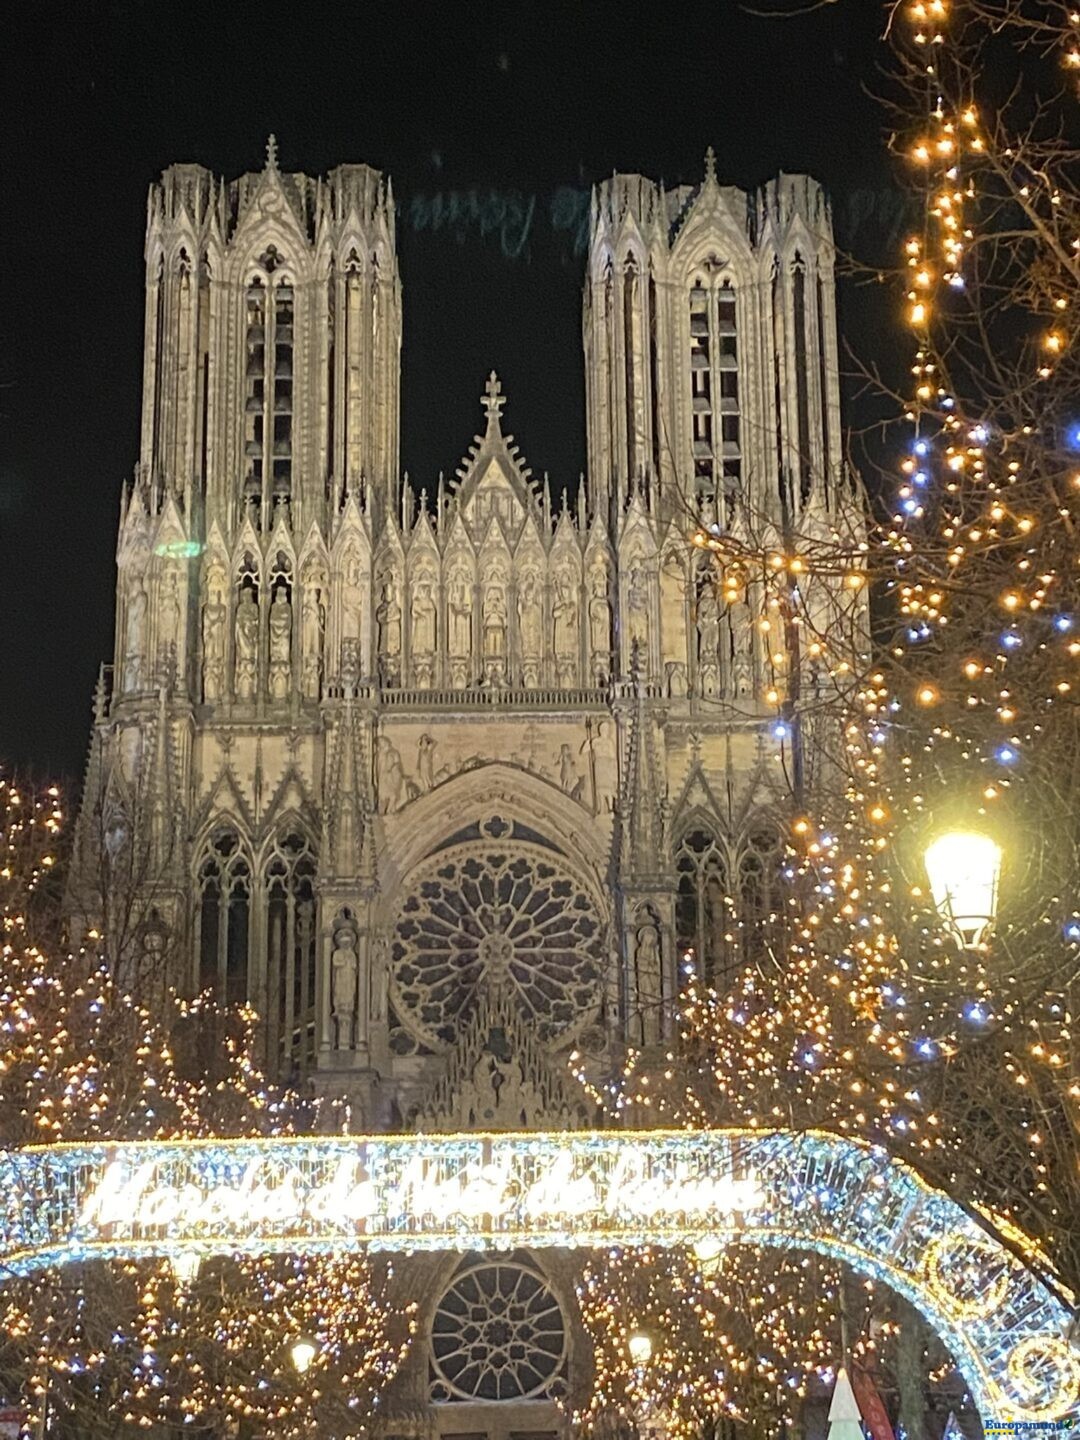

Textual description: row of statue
[121,558,765,702]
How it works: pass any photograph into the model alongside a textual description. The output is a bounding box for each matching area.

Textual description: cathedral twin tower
[75,140,851,1122]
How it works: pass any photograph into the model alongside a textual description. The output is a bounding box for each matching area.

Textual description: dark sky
[3,0,897,781]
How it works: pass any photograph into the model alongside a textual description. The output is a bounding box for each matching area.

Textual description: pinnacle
[704,144,717,185]
[482,370,507,431]
[265,133,279,172]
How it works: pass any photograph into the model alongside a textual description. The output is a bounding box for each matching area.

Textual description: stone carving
[370,934,389,1024]
[201,593,226,702]
[417,732,437,791]
[376,735,404,812]
[553,576,577,657]
[234,588,258,700]
[331,920,360,1049]
[268,588,292,700]
[516,572,543,680]
[633,921,663,1046]
[627,564,650,675]
[157,570,182,660]
[377,573,403,662]
[300,583,325,700]
[339,549,364,645]
[588,562,611,681]
[448,571,471,661]
[412,578,437,657]
[123,582,148,692]
[697,588,720,673]
[667,661,688,698]
[483,582,507,685]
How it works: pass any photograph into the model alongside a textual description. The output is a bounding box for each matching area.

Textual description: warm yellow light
[289,1337,318,1375]
[628,1330,653,1366]
[924,832,1002,948]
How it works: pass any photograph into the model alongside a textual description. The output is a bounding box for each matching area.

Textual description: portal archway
[3,1128,1076,1425]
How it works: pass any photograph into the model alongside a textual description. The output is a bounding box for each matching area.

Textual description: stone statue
[558,742,577,792]
[627,565,650,675]
[412,579,437,655]
[340,550,363,644]
[330,923,359,1050]
[268,588,292,700]
[376,735,405,813]
[589,566,610,648]
[377,578,403,659]
[553,577,577,659]
[448,573,471,658]
[483,584,507,659]
[201,593,226,702]
[234,588,258,700]
[634,922,662,1046]
[697,588,720,670]
[157,570,182,657]
[301,586,324,700]
[123,582,148,692]
[370,934,389,1023]
[417,732,437,791]
[516,572,543,663]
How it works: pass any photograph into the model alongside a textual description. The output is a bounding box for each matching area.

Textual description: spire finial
[482,370,506,431]
[704,145,717,185]
[265,134,279,171]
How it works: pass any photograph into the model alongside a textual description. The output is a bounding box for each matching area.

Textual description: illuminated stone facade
[72,140,861,1436]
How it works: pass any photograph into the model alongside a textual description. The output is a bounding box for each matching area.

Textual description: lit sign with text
[0,1129,1076,1425]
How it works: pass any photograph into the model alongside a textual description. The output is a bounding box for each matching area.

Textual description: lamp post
[923,831,1002,948]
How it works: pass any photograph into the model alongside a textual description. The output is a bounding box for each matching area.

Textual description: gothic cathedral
[73,142,858,1434]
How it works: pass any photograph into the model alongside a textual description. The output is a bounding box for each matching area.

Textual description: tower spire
[265,133,279,172]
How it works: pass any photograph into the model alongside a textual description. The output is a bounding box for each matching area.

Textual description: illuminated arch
[1,1129,1075,1425]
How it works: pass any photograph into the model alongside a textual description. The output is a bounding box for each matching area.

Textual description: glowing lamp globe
[924,831,1002,948]
[628,1331,653,1366]
[289,1337,318,1375]
[692,1236,724,1274]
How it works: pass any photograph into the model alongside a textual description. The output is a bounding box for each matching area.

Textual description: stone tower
[71,145,862,1437]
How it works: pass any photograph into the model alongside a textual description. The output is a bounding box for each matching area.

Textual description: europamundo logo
[985,1423,1078,1436]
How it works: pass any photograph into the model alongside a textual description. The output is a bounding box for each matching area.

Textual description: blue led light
[916,1038,938,1059]
[1001,629,1023,649]
[1054,614,1074,633]
[913,439,929,457]
[964,1001,991,1025]
[995,744,1019,765]
[1064,921,1080,943]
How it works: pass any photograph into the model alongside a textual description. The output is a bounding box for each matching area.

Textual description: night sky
[3,0,897,782]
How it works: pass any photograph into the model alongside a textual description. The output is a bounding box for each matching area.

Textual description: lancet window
[196,828,251,1005]
[242,248,292,530]
[263,830,318,1074]
[675,824,784,986]
[689,273,742,517]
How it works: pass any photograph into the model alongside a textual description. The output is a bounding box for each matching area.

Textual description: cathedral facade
[73,141,858,1434]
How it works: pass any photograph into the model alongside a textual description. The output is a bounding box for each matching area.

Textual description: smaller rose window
[430,1254,568,1403]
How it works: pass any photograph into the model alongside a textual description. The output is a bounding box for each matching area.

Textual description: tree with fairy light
[0,772,415,1437]
[575,6,1080,1438]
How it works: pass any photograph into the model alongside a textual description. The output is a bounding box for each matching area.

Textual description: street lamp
[924,831,1002,949]
[692,1237,723,1275]
[627,1331,653,1367]
[289,1337,318,1375]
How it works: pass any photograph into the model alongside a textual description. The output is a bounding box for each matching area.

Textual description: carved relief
[330,916,360,1050]
[300,570,326,701]
[516,570,543,686]
[552,571,578,687]
[376,574,402,686]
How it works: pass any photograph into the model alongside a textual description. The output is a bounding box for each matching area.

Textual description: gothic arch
[375,761,612,909]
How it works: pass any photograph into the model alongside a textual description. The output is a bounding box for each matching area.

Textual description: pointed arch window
[675,824,784,985]
[196,828,251,1004]
[689,272,741,520]
[242,247,292,530]
[263,829,318,1074]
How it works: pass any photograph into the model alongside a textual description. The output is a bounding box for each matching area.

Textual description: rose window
[390,817,603,1050]
[430,1254,568,1403]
